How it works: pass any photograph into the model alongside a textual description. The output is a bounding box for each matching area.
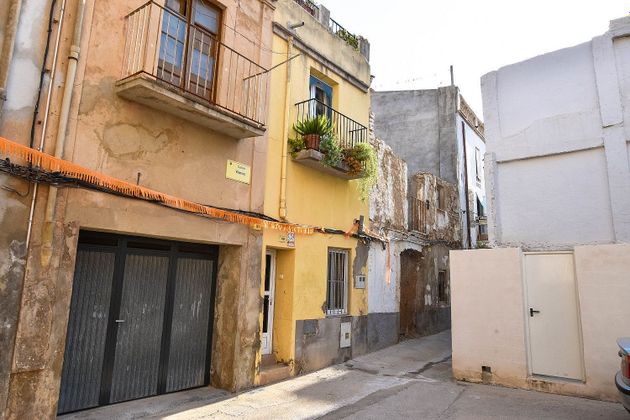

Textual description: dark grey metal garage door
[58,232,218,414]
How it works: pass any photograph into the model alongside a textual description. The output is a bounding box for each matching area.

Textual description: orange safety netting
[0,136,315,235]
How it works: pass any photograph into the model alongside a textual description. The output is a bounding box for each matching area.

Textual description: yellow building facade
[257,0,373,383]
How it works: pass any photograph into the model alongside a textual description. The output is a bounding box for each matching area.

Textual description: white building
[451,16,630,402]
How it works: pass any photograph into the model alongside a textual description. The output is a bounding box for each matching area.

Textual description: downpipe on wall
[279,35,293,221]
[41,0,86,268]
[25,0,67,250]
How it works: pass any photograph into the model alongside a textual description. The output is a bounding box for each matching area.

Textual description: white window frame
[326,248,349,316]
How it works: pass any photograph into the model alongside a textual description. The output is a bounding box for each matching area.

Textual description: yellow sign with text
[226,160,251,184]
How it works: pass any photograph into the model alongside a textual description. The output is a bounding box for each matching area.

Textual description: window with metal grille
[326,249,349,316]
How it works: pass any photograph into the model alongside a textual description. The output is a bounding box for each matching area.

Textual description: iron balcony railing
[329,18,359,50]
[292,0,360,51]
[295,98,368,150]
[121,1,269,126]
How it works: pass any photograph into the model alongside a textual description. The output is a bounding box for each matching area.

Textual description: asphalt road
[61,330,628,419]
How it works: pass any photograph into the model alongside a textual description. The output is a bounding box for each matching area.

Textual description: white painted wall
[451,244,630,401]
[367,240,423,314]
[482,16,630,249]
[456,115,486,247]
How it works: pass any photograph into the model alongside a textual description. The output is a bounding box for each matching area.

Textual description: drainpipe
[461,121,472,249]
[25,0,67,250]
[278,35,293,221]
[41,0,86,267]
[0,0,24,120]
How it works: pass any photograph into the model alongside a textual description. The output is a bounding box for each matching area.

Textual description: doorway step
[259,355,291,386]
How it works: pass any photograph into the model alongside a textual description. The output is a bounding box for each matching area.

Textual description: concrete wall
[0,0,275,417]
[482,16,630,249]
[372,87,486,249]
[451,245,630,401]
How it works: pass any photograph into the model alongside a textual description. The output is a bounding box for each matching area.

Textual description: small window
[438,270,448,304]
[309,76,333,119]
[326,249,348,316]
[437,185,446,210]
[477,198,484,218]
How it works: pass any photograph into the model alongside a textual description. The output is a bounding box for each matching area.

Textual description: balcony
[292,0,368,57]
[115,1,269,139]
[291,99,369,180]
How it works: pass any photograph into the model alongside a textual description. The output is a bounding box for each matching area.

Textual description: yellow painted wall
[259,9,371,375]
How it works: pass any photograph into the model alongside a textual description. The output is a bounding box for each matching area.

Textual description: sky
[320,0,629,116]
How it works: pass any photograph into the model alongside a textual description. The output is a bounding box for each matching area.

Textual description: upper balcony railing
[120,1,269,127]
[329,18,359,51]
[295,99,368,150]
[292,0,363,53]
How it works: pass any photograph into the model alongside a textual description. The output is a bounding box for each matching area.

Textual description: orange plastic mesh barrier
[0,136,315,235]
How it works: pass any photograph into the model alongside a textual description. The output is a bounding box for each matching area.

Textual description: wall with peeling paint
[368,127,459,350]
[372,86,486,249]
[0,0,275,418]
[482,16,630,250]
[0,0,54,418]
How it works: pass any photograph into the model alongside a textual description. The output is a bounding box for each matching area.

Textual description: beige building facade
[0,0,275,417]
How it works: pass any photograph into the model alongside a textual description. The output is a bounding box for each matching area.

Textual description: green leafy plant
[318,133,343,167]
[336,28,359,51]
[344,143,377,201]
[292,115,333,137]
[288,136,306,158]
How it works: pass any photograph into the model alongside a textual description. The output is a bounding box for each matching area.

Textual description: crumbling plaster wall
[370,136,407,231]
[412,172,461,245]
[481,16,630,249]
[0,1,53,418]
[1,0,276,417]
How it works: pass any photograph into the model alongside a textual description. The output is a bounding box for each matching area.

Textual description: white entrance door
[524,253,583,380]
[261,250,276,355]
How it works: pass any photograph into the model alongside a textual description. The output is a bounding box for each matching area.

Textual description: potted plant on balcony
[293,115,333,151]
[318,133,343,167]
[343,142,378,200]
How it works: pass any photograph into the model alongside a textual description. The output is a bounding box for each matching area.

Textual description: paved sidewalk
[61,330,627,419]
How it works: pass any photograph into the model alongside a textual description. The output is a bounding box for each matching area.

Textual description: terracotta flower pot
[304,134,321,150]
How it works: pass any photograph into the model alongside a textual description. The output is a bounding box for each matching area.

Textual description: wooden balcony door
[158,0,221,100]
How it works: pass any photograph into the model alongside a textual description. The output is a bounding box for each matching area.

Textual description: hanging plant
[344,143,377,201]
[288,136,306,158]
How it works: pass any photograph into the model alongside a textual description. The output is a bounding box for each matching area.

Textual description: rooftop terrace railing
[292,0,362,52]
